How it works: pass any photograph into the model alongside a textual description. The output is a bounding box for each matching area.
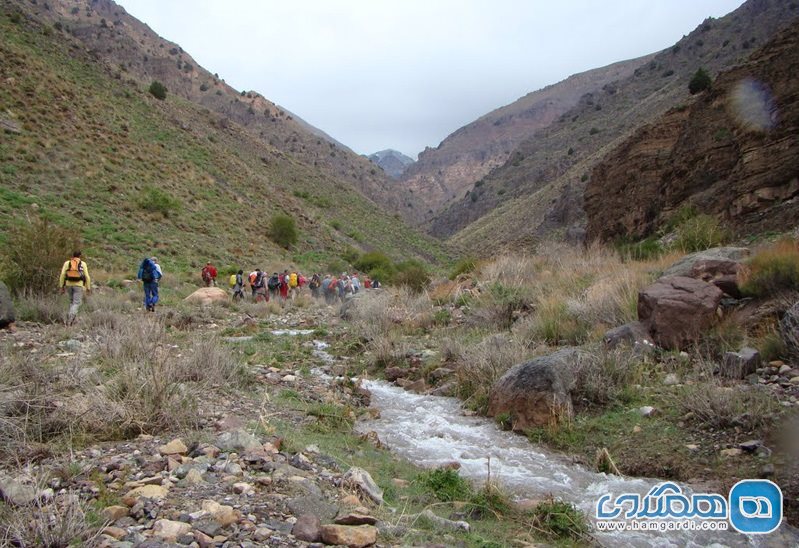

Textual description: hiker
[267,272,280,301]
[288,270,299,300]
[337,273,349,302]
[251,268,267,302]
[279,269,290,301]
[137,256,161,312]
[231,269,245,301]
[201,262,218,287]
[59,250,91,325]
[351,272,361,294]
[364,276,372,289]
[372,277,381,289]
[322,274,334,304]
[309,273,321,299]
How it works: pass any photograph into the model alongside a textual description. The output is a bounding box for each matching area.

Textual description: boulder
[215,429,261,452]
[0,281,15,329]
[153,519,192,542]
[722,347,761,379]
[184,287,229,306]
[486,348,578,432]
[602,321,651,349]
[319,524,377,548]
[638,276,724,350]
[343,467,384,505]
[780,301,799,360]
[661,247,749,297]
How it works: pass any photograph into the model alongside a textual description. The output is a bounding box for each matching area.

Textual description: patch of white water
[357,380,798,547]
[270,329,315,336]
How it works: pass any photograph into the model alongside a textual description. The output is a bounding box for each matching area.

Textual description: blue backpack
[140,258,157,282]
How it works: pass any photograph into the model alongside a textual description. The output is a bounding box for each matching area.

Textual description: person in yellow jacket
[59,250,91,325]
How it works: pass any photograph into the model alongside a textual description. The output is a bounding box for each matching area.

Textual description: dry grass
[674,382,781,430]
[569,347,646,408]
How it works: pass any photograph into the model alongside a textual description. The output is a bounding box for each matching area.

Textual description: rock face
[0,281,15,328]
[184,287,229,306]
[638,276,724,350]
[368,149,414,179]
[781,301,799,359]
[487,348,577,431]
[586,21,799,243]
[661,247,750,296]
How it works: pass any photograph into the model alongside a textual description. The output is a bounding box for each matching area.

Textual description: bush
[354,251,393,274]
[675,384,780,430]
[148,80,167,100]
[393,261,430,293]
[269,214,298,248]
[417,468,471,502]
[1,215,82,295]
[449,257,477,280]
[740,239,799,297]
[615,236,662,261]
[672,214,729,252]
[137,185,180,217]
[688,68,712,94]
[531,497,591,541]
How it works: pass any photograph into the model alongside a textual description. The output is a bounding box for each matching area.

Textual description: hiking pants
[143,282,159,309]
[66,286,83,323]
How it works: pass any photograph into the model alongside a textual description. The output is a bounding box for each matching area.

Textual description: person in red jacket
[201,262,218,287]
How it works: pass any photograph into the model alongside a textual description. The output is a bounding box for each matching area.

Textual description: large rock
[722,347,761,379]
[215,429,261,452]
[184,287,229,306]
[152,519,191,542]
[291,514,321,542]
[486,348,578,432]
[638,276,724,350]
[781,301,799,360]
[602,321,651,349]
[342,467,383,505]
[0,281,15,329]
[661,247,749,297]
[319,524,377,548]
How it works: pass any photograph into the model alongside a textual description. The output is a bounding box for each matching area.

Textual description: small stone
[292,514,321,542]
[193,530,215,548]
[739,440,762,453]
[334,513,378,526]
[283,374,297,382]
[185,468,205,485]
[102,505,129,522]
[720,448,743,458]
[201,499,239,527]
[638,406,657,417]
[158,438,188,456]
[255,476,273,487]
[232,482,253,495]
[153,519,192,541]
[224,462,243,476]
[320,524,377,548]
[102,526,127,540]
[790,377,799,385]
[126,484,168,501]
[254,527,273,542]
[663,373,680,386]
[685,444,699,452]
[779,364,792,375]
[760,464,776,478]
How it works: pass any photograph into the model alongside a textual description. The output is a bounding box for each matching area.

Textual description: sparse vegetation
[136,185,181,217]
[672,213,729,252]
[269,213,298,249]
[148,80,167,100]
[740,238,799,297]
[688,68,712,94]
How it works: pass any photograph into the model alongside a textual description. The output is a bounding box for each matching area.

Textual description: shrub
[531,497,591,541]
[675,384,780,430]
[137,185,180,217]
[688,68,712,94]
[393,261,430,293]
[1,489,101,547]
[449,257,477,280]
[269,214,298,248]
[672,214,729,252]
[417,468,471,502]
[148,80,167,100]
[354,251,393,274]
[740,239,799,297]
[570,348,644,408]
[14,293,64,324]
[1,215,82,295]
[615,236,663,261]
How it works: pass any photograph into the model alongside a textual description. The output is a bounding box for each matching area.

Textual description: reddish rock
[319,524,377,548]
[638,276,723,350]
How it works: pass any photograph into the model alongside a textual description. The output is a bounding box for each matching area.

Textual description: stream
[267,330,797,547]
[354,379,798,547]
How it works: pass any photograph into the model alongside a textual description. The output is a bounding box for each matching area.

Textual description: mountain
[585,19,799,243]
[368,149,415,179]
[430,0,799,254]
[0,0,450,271]
[395,55,651,224]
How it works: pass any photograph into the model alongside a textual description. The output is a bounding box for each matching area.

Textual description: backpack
[229,274,237,288]
[140,258,156,283]
[249,272,257,285]
[202,268,212,282]
[289,272,298,288]
[254,271,265,288]
[267,275,280,290]
[65,258,85,282]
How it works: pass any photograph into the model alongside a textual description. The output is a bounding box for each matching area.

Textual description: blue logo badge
[728,480,782,534]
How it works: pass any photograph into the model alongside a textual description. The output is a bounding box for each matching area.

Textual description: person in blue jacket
[137,256,162,312]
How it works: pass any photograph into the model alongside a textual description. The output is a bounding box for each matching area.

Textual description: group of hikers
[202,262,381,304]
[58,252,380,325]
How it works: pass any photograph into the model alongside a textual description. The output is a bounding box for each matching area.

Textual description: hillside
[396,55,650,224]
[0,4,450,273]
[435,0,799,254]
[585,20,799,243]
[22,0,406,215]
[368,149,415,179]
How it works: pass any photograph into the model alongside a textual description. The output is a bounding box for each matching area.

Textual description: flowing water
[355,379,799,548]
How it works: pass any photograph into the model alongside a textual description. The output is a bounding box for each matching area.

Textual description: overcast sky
[117,0,744,158]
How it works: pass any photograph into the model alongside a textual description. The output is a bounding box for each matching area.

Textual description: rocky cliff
[368,149,415,179]
[585,20,799,242]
